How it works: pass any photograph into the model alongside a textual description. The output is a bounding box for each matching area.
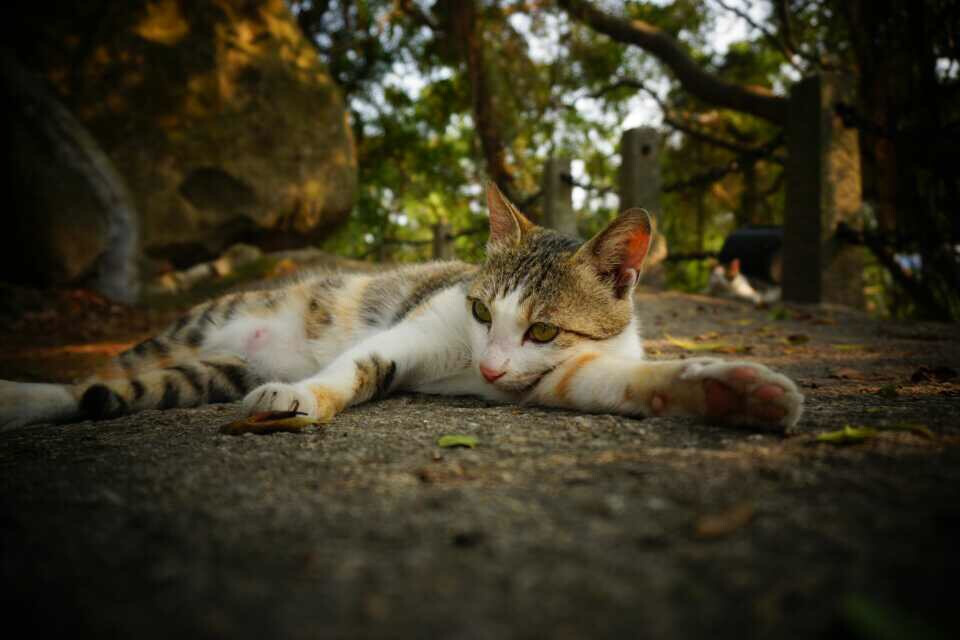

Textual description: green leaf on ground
[769,306,792,321]
[437,435,478,449]
[816,425,878,444]
[880,423,935,438]
[876,384,899,398]
[832,343,867,351]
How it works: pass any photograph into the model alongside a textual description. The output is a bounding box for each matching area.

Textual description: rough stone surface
[11,0,356,261]
[2,292,959,639]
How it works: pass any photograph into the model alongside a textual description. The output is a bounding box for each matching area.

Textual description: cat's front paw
[241,382,338,422]
[678,360,804,432]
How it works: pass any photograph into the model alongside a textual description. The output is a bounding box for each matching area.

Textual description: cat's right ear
[575,208,653,299]
[486,181,534,249]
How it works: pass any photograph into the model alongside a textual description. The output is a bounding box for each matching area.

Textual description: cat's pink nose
[480,365,506,383]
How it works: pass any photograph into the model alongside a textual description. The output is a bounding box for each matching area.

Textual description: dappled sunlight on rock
[135,0,189,45]
[17,0,356,264]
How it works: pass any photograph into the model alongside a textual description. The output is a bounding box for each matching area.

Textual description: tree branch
[710,0,805,73]
[558,0,788,125]
[582,78,784,158]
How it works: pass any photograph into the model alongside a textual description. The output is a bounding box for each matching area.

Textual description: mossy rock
[11,0,357,263]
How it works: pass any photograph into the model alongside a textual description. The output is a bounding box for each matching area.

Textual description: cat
[0,183,803,432]
[706,258,781,305]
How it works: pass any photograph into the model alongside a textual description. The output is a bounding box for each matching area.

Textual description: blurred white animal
[706,258,780,305]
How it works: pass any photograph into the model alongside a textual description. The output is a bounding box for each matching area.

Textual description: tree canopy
[291,0,960,320]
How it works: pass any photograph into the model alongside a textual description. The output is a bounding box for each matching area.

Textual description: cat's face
[466,183,652,393]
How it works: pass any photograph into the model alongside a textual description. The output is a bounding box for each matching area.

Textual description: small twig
[560,173,617,197]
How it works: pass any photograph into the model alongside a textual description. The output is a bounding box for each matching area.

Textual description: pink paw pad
[752,384,785,402]
[703,379,742,417]
[729,366,759,383]
[703,378,787,422]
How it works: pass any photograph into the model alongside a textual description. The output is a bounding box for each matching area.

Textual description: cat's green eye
[527,322,559,343]
[472,300,492,324]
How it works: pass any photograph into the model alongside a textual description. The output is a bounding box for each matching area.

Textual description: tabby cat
[0,183,803,432]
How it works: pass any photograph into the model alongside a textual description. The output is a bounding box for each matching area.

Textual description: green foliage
[293,1,806,268]
[290,1,959,321]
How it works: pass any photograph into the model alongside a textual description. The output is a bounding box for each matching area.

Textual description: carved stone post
[783,74,864,307]
[619,127,667,283]
[541,156,577,237]
[432,222,454,261]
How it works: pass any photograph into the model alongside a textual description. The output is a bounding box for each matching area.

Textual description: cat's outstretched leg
[529,355,804,432]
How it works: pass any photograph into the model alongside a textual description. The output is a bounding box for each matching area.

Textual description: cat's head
[466,182,651,393]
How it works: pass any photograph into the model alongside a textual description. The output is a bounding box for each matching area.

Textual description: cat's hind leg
[0,354,255,430]
[77,354,256,420]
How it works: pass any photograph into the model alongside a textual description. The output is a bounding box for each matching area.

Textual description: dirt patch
[1,289,959,639]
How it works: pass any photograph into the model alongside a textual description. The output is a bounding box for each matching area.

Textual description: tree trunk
[440,0,519,204]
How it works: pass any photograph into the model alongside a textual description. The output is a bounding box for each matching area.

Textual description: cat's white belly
[203,309,320,382]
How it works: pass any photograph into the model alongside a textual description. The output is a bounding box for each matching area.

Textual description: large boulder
[10,0,356,265]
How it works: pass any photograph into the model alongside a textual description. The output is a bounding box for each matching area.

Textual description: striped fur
[80,356,256,419]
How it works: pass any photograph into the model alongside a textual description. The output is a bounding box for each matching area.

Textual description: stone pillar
[619,127,667,282]
[619,127,662,214]
[432,222,454,261]
[541,157,577,237]
[783,74,864,307]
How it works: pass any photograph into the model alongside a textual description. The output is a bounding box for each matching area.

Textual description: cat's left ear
[486,181,535,249]
[575,208,653,299]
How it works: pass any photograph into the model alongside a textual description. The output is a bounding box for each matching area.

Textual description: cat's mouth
[492,367,557,394]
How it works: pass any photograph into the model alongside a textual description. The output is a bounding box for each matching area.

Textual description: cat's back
[295,260,478,332]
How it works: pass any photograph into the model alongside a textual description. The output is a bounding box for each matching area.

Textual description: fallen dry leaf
[694,502,755,539]
[829,367,867,381]
[665,334,744,354]
[220,411,322,435]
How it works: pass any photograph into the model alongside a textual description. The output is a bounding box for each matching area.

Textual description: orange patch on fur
[308,384,346,413]
[555,353,599,400]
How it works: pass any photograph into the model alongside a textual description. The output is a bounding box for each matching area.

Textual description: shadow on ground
[2,290,959,639]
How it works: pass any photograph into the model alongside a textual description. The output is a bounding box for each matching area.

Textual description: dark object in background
[5,0,356,268]
[718,226,783,285]
[1,52,139,303]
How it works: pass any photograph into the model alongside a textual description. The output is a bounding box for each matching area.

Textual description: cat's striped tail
[0,355,257,430]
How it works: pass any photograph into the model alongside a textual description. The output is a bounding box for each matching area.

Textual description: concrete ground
[2,291,959,639]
